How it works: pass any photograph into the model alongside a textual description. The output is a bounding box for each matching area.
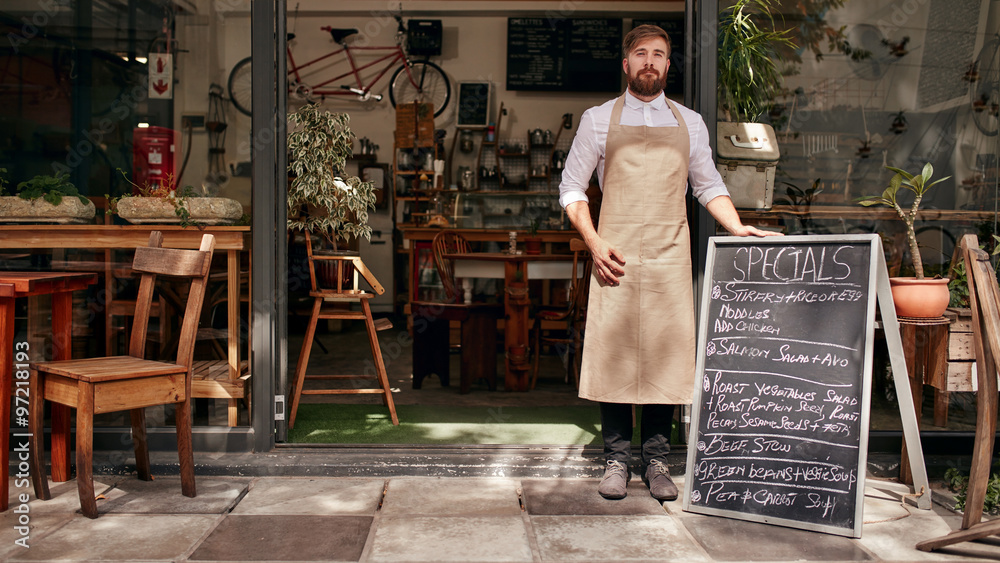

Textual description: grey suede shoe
[598,459,630,499]
[643,459,679,501]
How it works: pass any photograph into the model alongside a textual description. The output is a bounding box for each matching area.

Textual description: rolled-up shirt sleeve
[558,108,601,209]
[687,112,731,207]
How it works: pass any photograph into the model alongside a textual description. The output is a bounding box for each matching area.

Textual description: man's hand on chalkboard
[589,238,626,286]
[729,224,783,238]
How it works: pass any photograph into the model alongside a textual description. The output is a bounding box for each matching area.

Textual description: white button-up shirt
[558,90,730,209]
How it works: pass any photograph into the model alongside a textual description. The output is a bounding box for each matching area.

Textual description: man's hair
[622,24,671,58]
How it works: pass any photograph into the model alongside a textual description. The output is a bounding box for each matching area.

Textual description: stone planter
[117,196,242,225]
[0,196,96,224]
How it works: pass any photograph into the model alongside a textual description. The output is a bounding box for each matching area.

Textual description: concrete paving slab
[0,513,74,561]
[681,516,873,561]
[531,514,708,561]
[381,477,521,516]
[368,515,533,562]
[188,514,372,561]
[858,485,1000,561]
[6,514,217,561]
[7,477,116,515]
[97,476,249,514]
[521,478,667,515]
[231,477,383,515]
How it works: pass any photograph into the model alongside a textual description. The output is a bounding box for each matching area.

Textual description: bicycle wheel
[389,60,450,117]
[228,56,253,117]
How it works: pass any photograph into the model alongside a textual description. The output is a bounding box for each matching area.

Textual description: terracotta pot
[889,277,950,318]
[524,237,542,255]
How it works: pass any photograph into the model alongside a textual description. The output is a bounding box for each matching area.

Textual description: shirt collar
[624,90,666,110]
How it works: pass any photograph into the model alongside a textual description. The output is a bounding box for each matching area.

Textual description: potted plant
[858,163,952,317]
[715,0,795,210]
[0,170,96,224]
[286,104,376,285]
[112,171,243,226]
[523,219,543,255]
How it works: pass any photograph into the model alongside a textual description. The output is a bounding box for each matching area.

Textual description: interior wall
[176,1,683,203]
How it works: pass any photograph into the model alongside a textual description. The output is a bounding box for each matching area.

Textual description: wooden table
[0,225,250,426]
[0,272,97,511]
[446,252,576,392]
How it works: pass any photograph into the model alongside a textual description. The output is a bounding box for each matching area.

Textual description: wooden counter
[0,225,250,426]
[401,228,580,244]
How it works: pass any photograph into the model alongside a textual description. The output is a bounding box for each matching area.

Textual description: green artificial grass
[287,404,607,445]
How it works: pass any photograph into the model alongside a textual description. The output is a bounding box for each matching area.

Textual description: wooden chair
[287,233,398,429]
[28,231,215,518]
[431,229,471,303]
[530,238,591,389]
[411,230,502,393]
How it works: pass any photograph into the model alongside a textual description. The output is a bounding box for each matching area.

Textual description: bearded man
[559,24,779,501]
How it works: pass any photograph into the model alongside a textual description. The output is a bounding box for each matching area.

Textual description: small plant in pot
[857,162,952,318]
[0,171,96,224]
[287,104,376,287]
[524,219,543,255]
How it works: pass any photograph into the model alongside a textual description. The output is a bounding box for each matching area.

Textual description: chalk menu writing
[506,18,621,92]
[685,238,875,537]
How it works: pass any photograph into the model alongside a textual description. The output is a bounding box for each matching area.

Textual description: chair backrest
[569,238,592,322]
[129,231,216,368]
[302,233,384,295]
[431,230,471,303]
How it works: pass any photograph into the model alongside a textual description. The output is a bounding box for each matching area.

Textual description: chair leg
[130,408,151,481]
[288,298,321,430]
[75,383,97,519]
[362,300,398,426]
[175,398,196,498]
[530,321,541,390]
[28,370,50,501]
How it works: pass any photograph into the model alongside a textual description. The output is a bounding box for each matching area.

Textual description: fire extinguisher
[132,126,178,193]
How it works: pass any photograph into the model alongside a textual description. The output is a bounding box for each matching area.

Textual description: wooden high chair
[288,234,398,429]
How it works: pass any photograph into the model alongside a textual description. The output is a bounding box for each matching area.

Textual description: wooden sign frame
[683,234,930,538]
[917,234,1000,551]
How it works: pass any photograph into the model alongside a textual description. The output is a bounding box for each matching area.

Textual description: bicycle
[227,15,450,118]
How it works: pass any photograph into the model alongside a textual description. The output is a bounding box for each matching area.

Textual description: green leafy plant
[718,0,796,122]
[944,466,1000,515]
[0,167,9,195]
[15,172,88,205]
[287,103,376,250]
[856,163,951,279]
[948,260,969,308]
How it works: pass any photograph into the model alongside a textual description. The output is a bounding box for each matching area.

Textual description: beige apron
[578,95,696,405]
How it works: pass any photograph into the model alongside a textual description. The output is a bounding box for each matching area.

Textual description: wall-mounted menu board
[683,235,879,538]
[506,18,622,92]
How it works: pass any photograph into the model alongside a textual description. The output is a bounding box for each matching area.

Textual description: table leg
[504,261,530,392]
[1,297,13,510]
[50,291,72,482]
[228,250,239,427]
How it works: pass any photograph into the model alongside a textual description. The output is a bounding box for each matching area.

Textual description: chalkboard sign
[506,18,622,92]
[683,235,879,538]
[457,81,492,128]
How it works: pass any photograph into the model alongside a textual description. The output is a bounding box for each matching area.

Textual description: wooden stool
[898,314,950,484]
[287,237,398,429]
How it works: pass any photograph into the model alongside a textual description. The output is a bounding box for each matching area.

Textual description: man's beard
[628,68,666,97]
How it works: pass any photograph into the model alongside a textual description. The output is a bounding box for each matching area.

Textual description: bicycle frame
[287,42,409,97]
